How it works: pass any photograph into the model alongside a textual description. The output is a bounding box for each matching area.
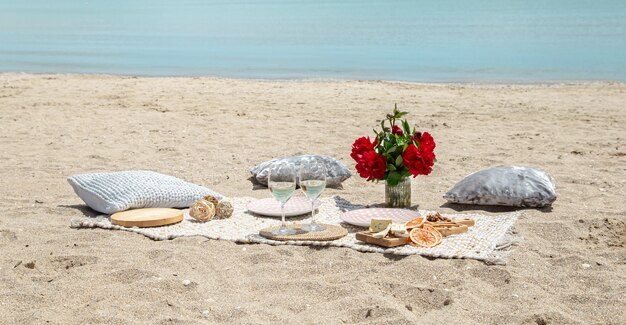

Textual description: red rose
[351,136,376,162]
[418,132,436,154]
[402,143,433,176]
[392,125,403,136]
[355,151,387,180]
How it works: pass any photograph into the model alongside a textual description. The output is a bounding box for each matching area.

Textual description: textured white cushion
[67,170,222,214]
[443,166,556,208]
[250,155,352,188]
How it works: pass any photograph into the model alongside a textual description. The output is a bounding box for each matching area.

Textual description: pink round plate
[247,197,321,217]
[340,208,422,228]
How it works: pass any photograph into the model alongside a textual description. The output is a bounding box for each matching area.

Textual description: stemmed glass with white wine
[268,161,298,236]
[298,157,327,232]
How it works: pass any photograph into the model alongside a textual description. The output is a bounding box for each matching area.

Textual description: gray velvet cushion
[250,155,352,188]
[443,166,557,207]
[68,170,222,214]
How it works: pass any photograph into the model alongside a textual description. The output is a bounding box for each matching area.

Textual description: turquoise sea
[1,0,625,82]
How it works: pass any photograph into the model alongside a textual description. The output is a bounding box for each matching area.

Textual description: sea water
[0,0,625,82]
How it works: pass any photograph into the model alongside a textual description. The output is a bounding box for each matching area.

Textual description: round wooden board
[259,224,347,241]
[111,208,184,228]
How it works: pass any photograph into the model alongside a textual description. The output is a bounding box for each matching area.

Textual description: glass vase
[385,177,411,208]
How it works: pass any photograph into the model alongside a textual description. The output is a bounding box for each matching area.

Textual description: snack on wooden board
[371,221,410,239]
[356,213,476,248]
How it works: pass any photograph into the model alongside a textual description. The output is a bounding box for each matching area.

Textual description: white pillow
[250,155,352,188]
[443,166,557,208]
[67,170,222,214]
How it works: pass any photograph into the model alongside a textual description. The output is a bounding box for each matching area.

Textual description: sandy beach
[0,73,624,324]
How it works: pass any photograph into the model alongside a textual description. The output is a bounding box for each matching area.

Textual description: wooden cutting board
[434,225,469,237]
[111,208,184,228]
[355,231,409,247]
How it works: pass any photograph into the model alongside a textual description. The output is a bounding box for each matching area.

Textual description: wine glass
[298,157,326,232]
[268,161,298,236]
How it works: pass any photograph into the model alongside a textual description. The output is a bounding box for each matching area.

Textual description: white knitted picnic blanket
[71,196,521,264]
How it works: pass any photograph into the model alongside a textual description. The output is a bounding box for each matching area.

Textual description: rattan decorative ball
[202,195,220,207]
[190,199,216,222]
[215,199,234,219]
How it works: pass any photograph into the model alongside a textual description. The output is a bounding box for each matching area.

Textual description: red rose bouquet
[351,105,437,186]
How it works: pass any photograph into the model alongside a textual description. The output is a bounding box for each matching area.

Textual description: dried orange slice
[420,224,443,245]
[409,228,440,247]
[405,217,425,230]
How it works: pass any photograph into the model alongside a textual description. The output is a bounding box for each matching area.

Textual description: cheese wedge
[372,224,392,239]
[370,219,393,233]
[390,223,409,237]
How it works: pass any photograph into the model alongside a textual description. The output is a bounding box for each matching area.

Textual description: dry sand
[0,73,625,324]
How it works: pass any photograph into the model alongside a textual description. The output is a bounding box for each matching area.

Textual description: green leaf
[395,112,408,119]
[395,155,403,167]
[387,164,396,171]
[387,171,402,186]
[402,120,411,135]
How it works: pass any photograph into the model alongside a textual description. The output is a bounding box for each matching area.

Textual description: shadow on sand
[439,202,553,214]
[57,204,100,218]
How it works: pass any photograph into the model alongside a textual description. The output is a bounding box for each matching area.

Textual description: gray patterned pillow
[67,170,222,214]
[443,166,557,207]
[250,155,352,188]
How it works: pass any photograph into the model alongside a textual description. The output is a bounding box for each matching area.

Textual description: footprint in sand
[106,268,158,284]
[49,255,98,271]
[0,229,17,247]
[469,267,512,284]
[580,218,626,248]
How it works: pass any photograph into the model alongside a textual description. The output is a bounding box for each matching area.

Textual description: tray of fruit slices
[355,212,475,248]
